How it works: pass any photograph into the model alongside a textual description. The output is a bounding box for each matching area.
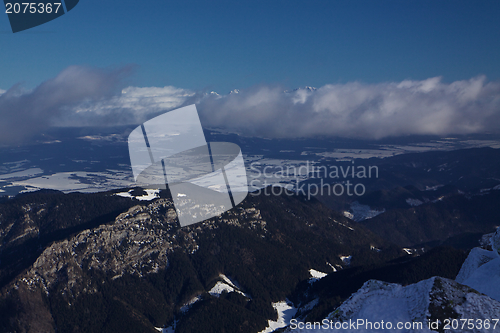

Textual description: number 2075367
[5,3,62,14]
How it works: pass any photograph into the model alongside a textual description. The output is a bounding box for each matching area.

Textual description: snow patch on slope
[259,300,298,333]
[309,269,327,279]
[208,274,250,298]
[406,198,423,207]
[180,295,201,313]
[309,269,327,284]
[115,189,160,201]
[155,324,175,333]
[326,261,338,272]
[209,281,236,296]
[340,255,352,266]
[348,202,385,222]
[329,217,354,230]
[403,248,416,255]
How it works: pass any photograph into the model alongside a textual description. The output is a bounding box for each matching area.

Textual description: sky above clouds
[1,0,500,91]
[1,0,500,143]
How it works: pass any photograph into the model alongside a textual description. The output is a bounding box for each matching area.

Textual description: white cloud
[197,76,500,139]
[2,66,500,144]
[0,65,132,144]
[56,86,196,126]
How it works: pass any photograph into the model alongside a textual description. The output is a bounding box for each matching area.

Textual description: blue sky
[1,0,500,93]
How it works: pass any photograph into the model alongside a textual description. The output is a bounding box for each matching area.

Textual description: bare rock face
[0,202,44,248]
[18,199,177,295]
[14,197,268,298]
[6,189,390,333]
[0,190,271,333]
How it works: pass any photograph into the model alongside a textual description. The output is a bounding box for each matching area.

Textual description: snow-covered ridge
[455,229,500,302]
[330,278,434,327]
[456,247,499,284]
[286,276,500,332]
[285,230,500,333]
[491,228,500,253]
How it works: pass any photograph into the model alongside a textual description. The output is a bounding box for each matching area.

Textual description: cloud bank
[0,65,132,144]
[197,76,500,139]
[2,66,500,144]
[55,85,196,127]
